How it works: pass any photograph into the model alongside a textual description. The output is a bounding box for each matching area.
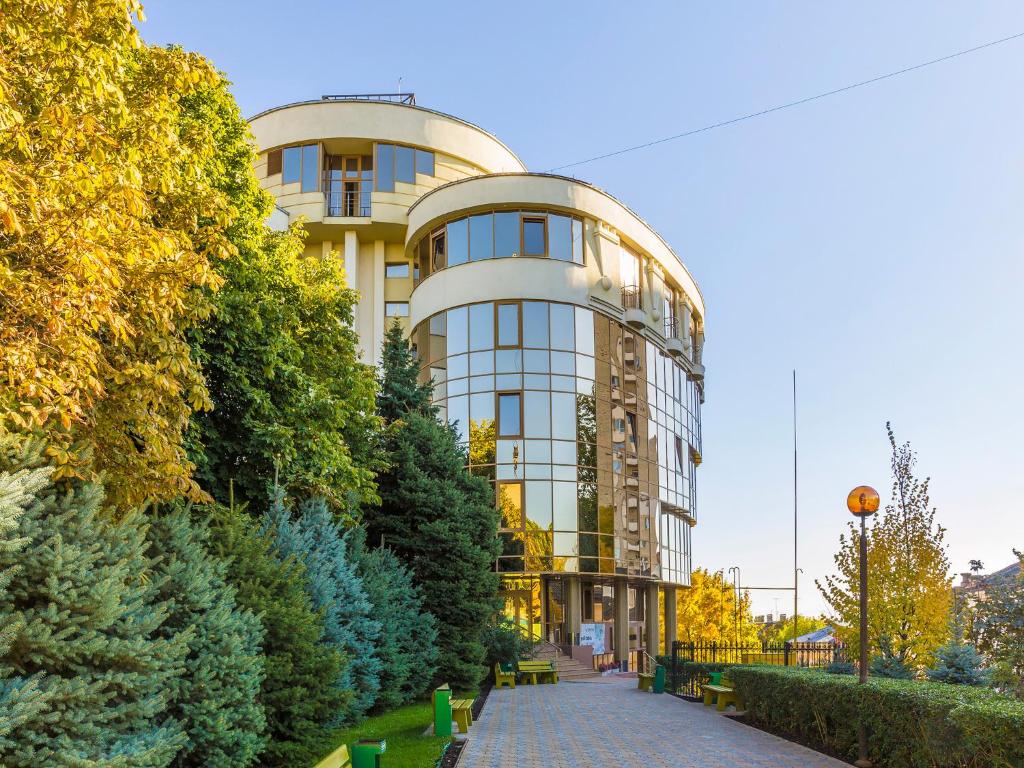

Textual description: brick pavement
[458,678,848,767]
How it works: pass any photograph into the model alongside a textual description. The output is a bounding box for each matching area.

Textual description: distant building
[955,561,1022,607]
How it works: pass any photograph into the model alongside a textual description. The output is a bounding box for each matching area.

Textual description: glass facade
[413,210,584,281]
[414,299,699,587]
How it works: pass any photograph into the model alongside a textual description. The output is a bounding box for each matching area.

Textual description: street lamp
[847,484,880,768]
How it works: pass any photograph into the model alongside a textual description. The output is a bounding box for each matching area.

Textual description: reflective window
[448,219,469,266]
[551,393,576,440]
[497,303,520,348]
[469,303,494,350]
[572,218,584,264]
[385,262,410,278]
[498,392,522,437]
[300,144,320,192]
[498,481,523,528]
[470,214,493,261]
[549,304,574,350]
[495,212,519,258]
[524,391,551,438]
[523,217,546,256]
[523,302,549,348]
[395,145,415,183]
[282,146,302,184]
[431,231,446,271]
[447,307,468,355]
[376,144,395,191]
[525,481,552,529]
[385,302,409,317]
[496,349,523,373]
[415,148,435,176]
[548,214,572,261]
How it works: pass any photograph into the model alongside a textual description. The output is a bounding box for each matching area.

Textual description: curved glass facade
[414,300,699,587]
[412,209,584,282]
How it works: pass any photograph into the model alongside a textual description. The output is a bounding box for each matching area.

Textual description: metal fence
[665,640,846,697]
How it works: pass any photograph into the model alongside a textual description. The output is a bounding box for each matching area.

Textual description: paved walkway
[459,678,848,768]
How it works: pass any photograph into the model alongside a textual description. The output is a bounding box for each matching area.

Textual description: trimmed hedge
[729,666,1024,768]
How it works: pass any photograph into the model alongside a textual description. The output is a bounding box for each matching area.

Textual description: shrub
[927,631,989,687]
[870,636,915,680]
[481,620,536,670]
[729,665,1024,767]
[826,660,857,675]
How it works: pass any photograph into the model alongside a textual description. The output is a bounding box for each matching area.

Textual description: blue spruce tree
[347,526,438,710]
[927,625,990,686]
[264,495,381,722]
[147,507,267,767]
[0,436,188,767]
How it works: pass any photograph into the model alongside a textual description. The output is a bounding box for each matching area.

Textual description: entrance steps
[533,644,602,680]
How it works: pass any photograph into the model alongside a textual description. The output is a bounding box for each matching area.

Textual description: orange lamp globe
[847,485,880,517]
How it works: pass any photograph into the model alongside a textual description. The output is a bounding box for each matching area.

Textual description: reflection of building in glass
[249,94,706,672]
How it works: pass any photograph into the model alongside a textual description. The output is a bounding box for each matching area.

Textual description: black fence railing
[321,92,416,105]
[664,640,846,697]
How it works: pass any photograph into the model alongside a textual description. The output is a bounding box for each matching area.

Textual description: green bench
[494,662,516,689]
[517,659,558,685]
[702,675,744,712]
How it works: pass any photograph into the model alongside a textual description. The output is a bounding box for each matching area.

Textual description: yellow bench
[702,677,744,712]
[495,662,516,688]
[313,744,350,768]
[517,660,558,685]
[637,673,655,691]
[451,698,474,733]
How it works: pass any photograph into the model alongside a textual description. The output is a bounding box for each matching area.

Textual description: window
[495,212,519,258]
[395,145,415,183]
[431,230,446,271]
[415,148,435,176]
[522,217,546,256]
[267,149,282,175]
[385,302,409,317]
[571,218,584,264]
[497,481,524,528]
[325,154,372,216]
[496,302,520,348]
[447,218,469,266]
[548,214,572,261]
[497,392,522,437]
[385,262,410,279]
[376,144,395,191]
[301,144,319,192]
[625,411,638,453]
[620,247,640,288]
[282,146,302,183]
[469,214,493,261]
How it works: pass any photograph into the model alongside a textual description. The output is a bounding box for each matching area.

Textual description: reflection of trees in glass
[469,418,496,479]
[496,481,552,572]
[576,394,597,484]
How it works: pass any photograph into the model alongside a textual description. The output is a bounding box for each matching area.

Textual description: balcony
[621,285,645,329]
[663,317,688,358]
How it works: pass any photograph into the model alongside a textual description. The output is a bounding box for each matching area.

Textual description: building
[248,94,707,671]
[955,560,1022,608]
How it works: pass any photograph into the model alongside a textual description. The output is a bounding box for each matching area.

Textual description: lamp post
[728,566,741,646]
[847,485,880,768]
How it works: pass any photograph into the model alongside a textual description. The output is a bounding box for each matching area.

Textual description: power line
[548,31,1024,172]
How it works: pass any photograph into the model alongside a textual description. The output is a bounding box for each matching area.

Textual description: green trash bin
[433,685,452,738]
[352,738,386,768]
[653,664,666,694]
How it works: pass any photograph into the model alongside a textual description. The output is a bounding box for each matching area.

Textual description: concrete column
[539,576,549,643]
[664,584,677,653]
[564,575,581,642]
[614,577,629,669]
[343,231,360,357]
[679,299,693,359]
[645,582,661,657]
[321,240,334,260]
[372,239,386,366]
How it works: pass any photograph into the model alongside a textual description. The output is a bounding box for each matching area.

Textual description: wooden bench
[494,662,516,689]
[517,660,558,685]
[313,744,350,768]
[451,698,474,733]
[637,672,655,691]
[702,676,744,712]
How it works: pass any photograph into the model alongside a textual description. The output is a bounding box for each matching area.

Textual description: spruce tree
[927,625,990,686]
[0,437,188,767]
[0,465,51,753]
[365,327,501,691]
[348,526,439,710]
[263,496,379,723]
[869,635,915,679]
[147,507,266,767]
[204,502,344,768]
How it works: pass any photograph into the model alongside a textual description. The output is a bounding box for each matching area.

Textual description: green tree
[870,635,915,679]
[147,507,266,767]
[758,614,826,644]
[348,526,439,711]
[204,502,343,768]
[364,325,501,691]
[972,550,1024,697]
[675,568,760,648]
[183,71,380,516]
[817,423,952,668]
[0,436,188,767]
[927,625,989,686]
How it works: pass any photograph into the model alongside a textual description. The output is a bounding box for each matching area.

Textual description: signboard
[578,623,605,655]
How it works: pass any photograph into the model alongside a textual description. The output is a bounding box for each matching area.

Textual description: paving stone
[459,678,847,767]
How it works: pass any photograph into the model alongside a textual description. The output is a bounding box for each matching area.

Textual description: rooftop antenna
[793,369,799,644]
[398,76,403,98]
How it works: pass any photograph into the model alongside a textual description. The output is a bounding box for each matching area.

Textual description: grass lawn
[321,700,450,768]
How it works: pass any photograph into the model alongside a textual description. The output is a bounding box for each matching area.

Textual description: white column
[614,578,630,669]
[372,240,386,366]
[646,582,661,657]
[342,231,363,358]
[664,584,677,652]
[679,299,693,359]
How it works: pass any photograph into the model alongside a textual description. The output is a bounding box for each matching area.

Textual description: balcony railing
[326,189,370,217]
[664,316,679,339]
[621,285,642,310]
[321,92,416,105]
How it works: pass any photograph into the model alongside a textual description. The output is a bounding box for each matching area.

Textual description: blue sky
[140,0,1024,616]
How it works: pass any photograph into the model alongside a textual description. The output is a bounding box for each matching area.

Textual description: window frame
[520,214,548,257]
[496,391,524,439]
[384,301,410,317]
[495,300,522,350]
[267,149,282,176]
[385,262,410,279]
[430,228,447,271]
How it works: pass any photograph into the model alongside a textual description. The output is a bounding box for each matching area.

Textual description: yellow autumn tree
[675,567,760,649]
[817,423,953,667]
[0,1,235,506]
